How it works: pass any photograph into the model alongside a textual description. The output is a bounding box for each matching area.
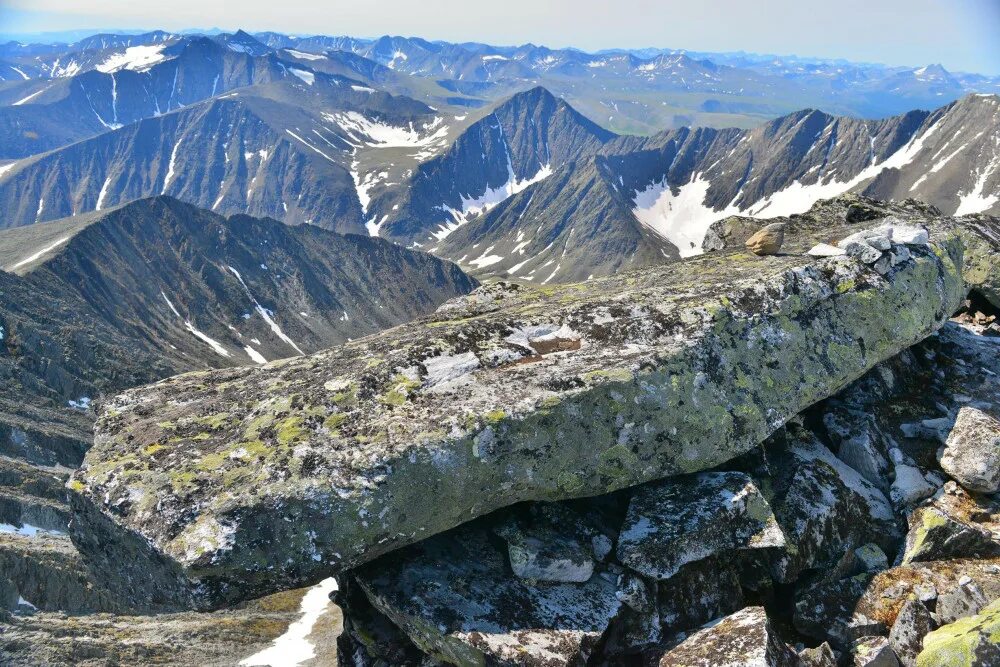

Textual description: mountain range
[0,196,474,464]
[4,71,996,283]
[4,29,1000,134]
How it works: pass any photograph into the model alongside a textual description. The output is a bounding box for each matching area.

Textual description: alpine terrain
[2,16,1000,667]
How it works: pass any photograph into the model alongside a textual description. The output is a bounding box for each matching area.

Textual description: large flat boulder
[70,226,966,609]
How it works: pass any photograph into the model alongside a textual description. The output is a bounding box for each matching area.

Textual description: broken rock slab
[616,471,784,580]
[761,430,898,584]
[939,406,1000,494]
[657,606,799,667]
[71,229,967,609]
[352,523,622,667]
[902,482,1000,564]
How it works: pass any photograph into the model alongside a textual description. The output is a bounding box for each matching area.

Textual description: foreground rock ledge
[71,230,965,609]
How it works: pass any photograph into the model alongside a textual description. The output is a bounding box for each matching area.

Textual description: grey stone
[657,607,799,667]
[808,243,847,257]
[853,636,900,667]
[799,642,838,667]
[867,236,893,251]
[768,433,897,584]
[843,241,885,264]
[616,471,784,580]
[940,406,1000,493]
[354,524,623,667]
[892,226,930,246]
[70,228,968,609]
[889,598,935,666]
[937,578,989,624]
[856,543,889,572]
[891,463,937,509]
[902,482,1000,563]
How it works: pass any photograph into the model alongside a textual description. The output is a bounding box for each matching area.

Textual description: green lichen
[276,417,306,445]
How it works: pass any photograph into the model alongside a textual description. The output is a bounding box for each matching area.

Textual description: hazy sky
[3,0,999,74]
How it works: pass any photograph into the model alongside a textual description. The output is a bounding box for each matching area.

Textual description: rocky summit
[67,196,978,614]
[5,16,1000,667]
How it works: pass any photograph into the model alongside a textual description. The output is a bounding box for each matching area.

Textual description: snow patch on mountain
[289,68,315,86]
[328,112,448,151]
[96,44,172,73]
[633,175,739,257]
[8,236,70,271]
[435,162,553,241]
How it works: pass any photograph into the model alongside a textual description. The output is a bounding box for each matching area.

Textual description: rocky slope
[330,201,1000,666]
[1,195,996,666]
[69,197,988,611]
[435,94,1000,283]
[0,72,435,232]
[0,196,475,464]
[367,86,615,246]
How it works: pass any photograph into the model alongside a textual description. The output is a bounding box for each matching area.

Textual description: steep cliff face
[69,197,976,611]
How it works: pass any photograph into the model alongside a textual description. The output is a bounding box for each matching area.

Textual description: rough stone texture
[70,225,966,609]
[853,636,901,667]
[902,482,1000,563]
[0,532,125,614]
[889,598,936,667]
[799,642,838,667]
[657,606,799,666]
[616,472,784,580]
[0,583,342,667]
[940,406,1000,493]
[826,559,1000,638]
[822,407,892,492]
[745,223,787,256]
[656,555,749,638]
[352,522,622,667]
[758,429,898,584]
[916,598,1000,667]
[495,503,604,583]
[795,573,886,649]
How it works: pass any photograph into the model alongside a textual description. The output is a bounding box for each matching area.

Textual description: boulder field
[51,196,1000,665]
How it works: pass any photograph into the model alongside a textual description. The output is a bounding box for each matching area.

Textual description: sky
[2,0,999,74]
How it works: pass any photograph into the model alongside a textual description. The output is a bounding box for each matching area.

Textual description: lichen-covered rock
[916,598,1000,667]
[352,523,622,667]
[799,642,838,667]
[902,482,1000,563]
[654,553,751,641]
[935,577,991,625]
[855,559,1000,630]
[495,503,601,583]
[70,226,967,609]
[657,606,799,666]
[940,406,1000,494]
[794,573,886,649]
[853,636,901,667]
[889,598,936,667]
[764,431,898,583]
[616,472,784,580]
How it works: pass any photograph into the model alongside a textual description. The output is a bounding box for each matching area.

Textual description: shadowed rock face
[68,203,967,611]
